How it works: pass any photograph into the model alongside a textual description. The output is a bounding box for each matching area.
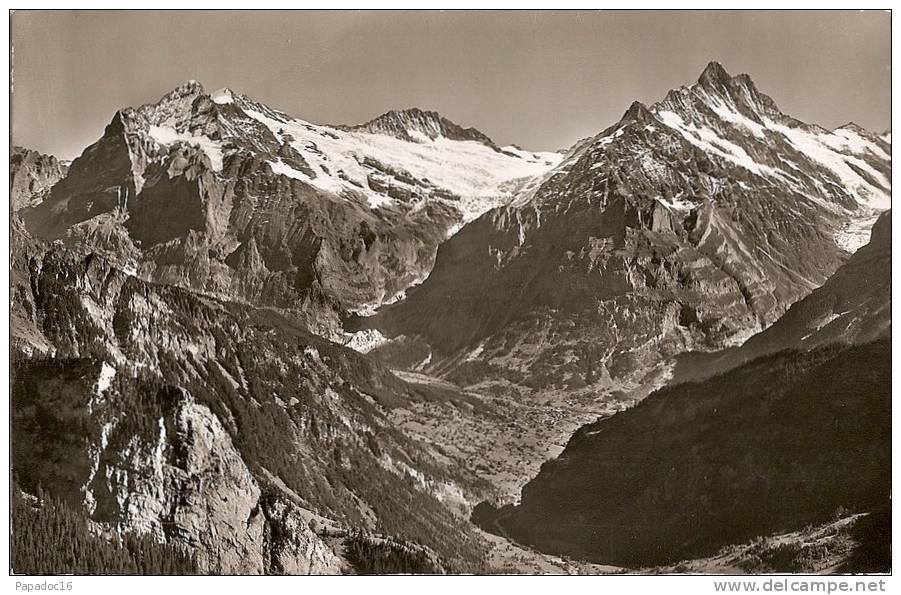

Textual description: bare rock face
[11,237,490,573]
[673,209,892,382]
[10,146,68,210]
[261,494,344,575]
[80,387,343,575]
[86,389,267,573]
[11,347,343,575]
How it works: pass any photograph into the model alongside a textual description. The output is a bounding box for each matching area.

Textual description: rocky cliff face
[10,146,68,210]
[674,210,891,382]
[20,82,561,337]
[365,62,891,397]
[11,230,489,573]
[13,355,344,575]
[473,202,891,568]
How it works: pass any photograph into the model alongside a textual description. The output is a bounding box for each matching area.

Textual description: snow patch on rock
[95,362,116,397]
[835,209,882,253]
[148,125,224,171]
[343,329,389,354]
[210,88,234,105]
[657,110,785,179]
[764,119,890,210]
[463,341,486,363]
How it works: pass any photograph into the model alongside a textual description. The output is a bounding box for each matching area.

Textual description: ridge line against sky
[11,10,891,160]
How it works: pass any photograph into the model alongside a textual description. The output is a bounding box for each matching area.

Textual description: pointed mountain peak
[382,107,442,122]
[118,79,216,133]
[837,121,870,134]
[591,101,654,147]
[695,63,768,103]
[622,100,654,123]
[698,61,732,87]
[105,109,130,134]
[351,108,496,147]
[652,60,782,122]
[127,79,207,122]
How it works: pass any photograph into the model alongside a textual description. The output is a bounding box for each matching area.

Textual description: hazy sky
[11,10,891,159]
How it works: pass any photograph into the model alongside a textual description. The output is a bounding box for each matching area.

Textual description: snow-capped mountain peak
[209,87,235,105]
[366,63,890,416]
[348,107,496,147]
[20,80,565,328]
[657,62,780,126]
[51,82,563,218]
[523,62,890,252]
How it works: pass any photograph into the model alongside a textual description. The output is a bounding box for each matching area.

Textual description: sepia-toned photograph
[6,7,893,585]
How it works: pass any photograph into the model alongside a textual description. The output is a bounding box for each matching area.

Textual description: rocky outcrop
[91,390,268,574]
[10,146,68,210]
[260,493,344,574]
[86,387,343,574]
[11,355,344,575]
[10,237,490,573]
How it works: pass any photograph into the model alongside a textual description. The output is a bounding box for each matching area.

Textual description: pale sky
[11,10,891,160]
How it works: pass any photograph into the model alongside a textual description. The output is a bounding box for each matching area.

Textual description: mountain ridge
[672,209,891,383]
[10,220,492,573]
[19,80,562,338]
[346,107,497,147]
[362,61,890,400]
[10,146,69,210]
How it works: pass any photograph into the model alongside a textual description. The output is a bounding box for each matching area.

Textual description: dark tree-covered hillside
[11,485,199,575]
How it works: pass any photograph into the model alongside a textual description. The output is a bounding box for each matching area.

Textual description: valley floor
[387,366,890,575]
[390,369,666,503]
[388,368,670,572]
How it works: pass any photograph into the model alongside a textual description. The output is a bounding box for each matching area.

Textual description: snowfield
[656,109,788,179]
[239,106,563,220]
[148,125,224,171]
[763,119,891,211]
